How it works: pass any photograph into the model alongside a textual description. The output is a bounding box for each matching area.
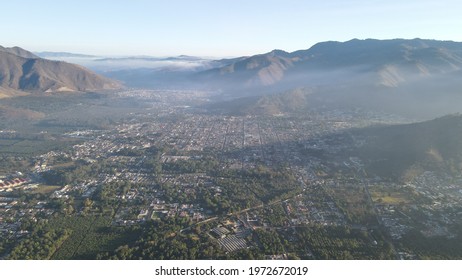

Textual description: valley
[1,88,462,259]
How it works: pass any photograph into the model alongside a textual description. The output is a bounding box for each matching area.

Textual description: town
[1,89,461,259]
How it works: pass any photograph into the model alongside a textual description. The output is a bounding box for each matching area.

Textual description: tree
[84,198,93,208]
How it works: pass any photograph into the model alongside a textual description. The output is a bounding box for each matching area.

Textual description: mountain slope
[350,114,462,181]
[209,87,312,115]
[0,46,122,98]
[198,50,296,89]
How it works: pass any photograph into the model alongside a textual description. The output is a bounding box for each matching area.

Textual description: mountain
[0,46,122,98]
[207,39,462,118]
[197,39,462,90]
[100,38,462,93]
[350,114,462,181]
[197,49,294,89]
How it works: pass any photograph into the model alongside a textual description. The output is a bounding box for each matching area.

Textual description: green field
[48,216,139,259]
[1,139,58,155]
[30,185,62,195]
[369,185,413,205]
[0,138,80,155]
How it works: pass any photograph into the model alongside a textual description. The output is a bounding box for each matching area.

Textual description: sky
[1,0,461,57]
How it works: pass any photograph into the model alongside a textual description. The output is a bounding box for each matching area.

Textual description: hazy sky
[1,0,461,57]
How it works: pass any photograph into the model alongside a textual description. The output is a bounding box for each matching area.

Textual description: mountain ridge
[0,45,40,59]
[196,38,462,90]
